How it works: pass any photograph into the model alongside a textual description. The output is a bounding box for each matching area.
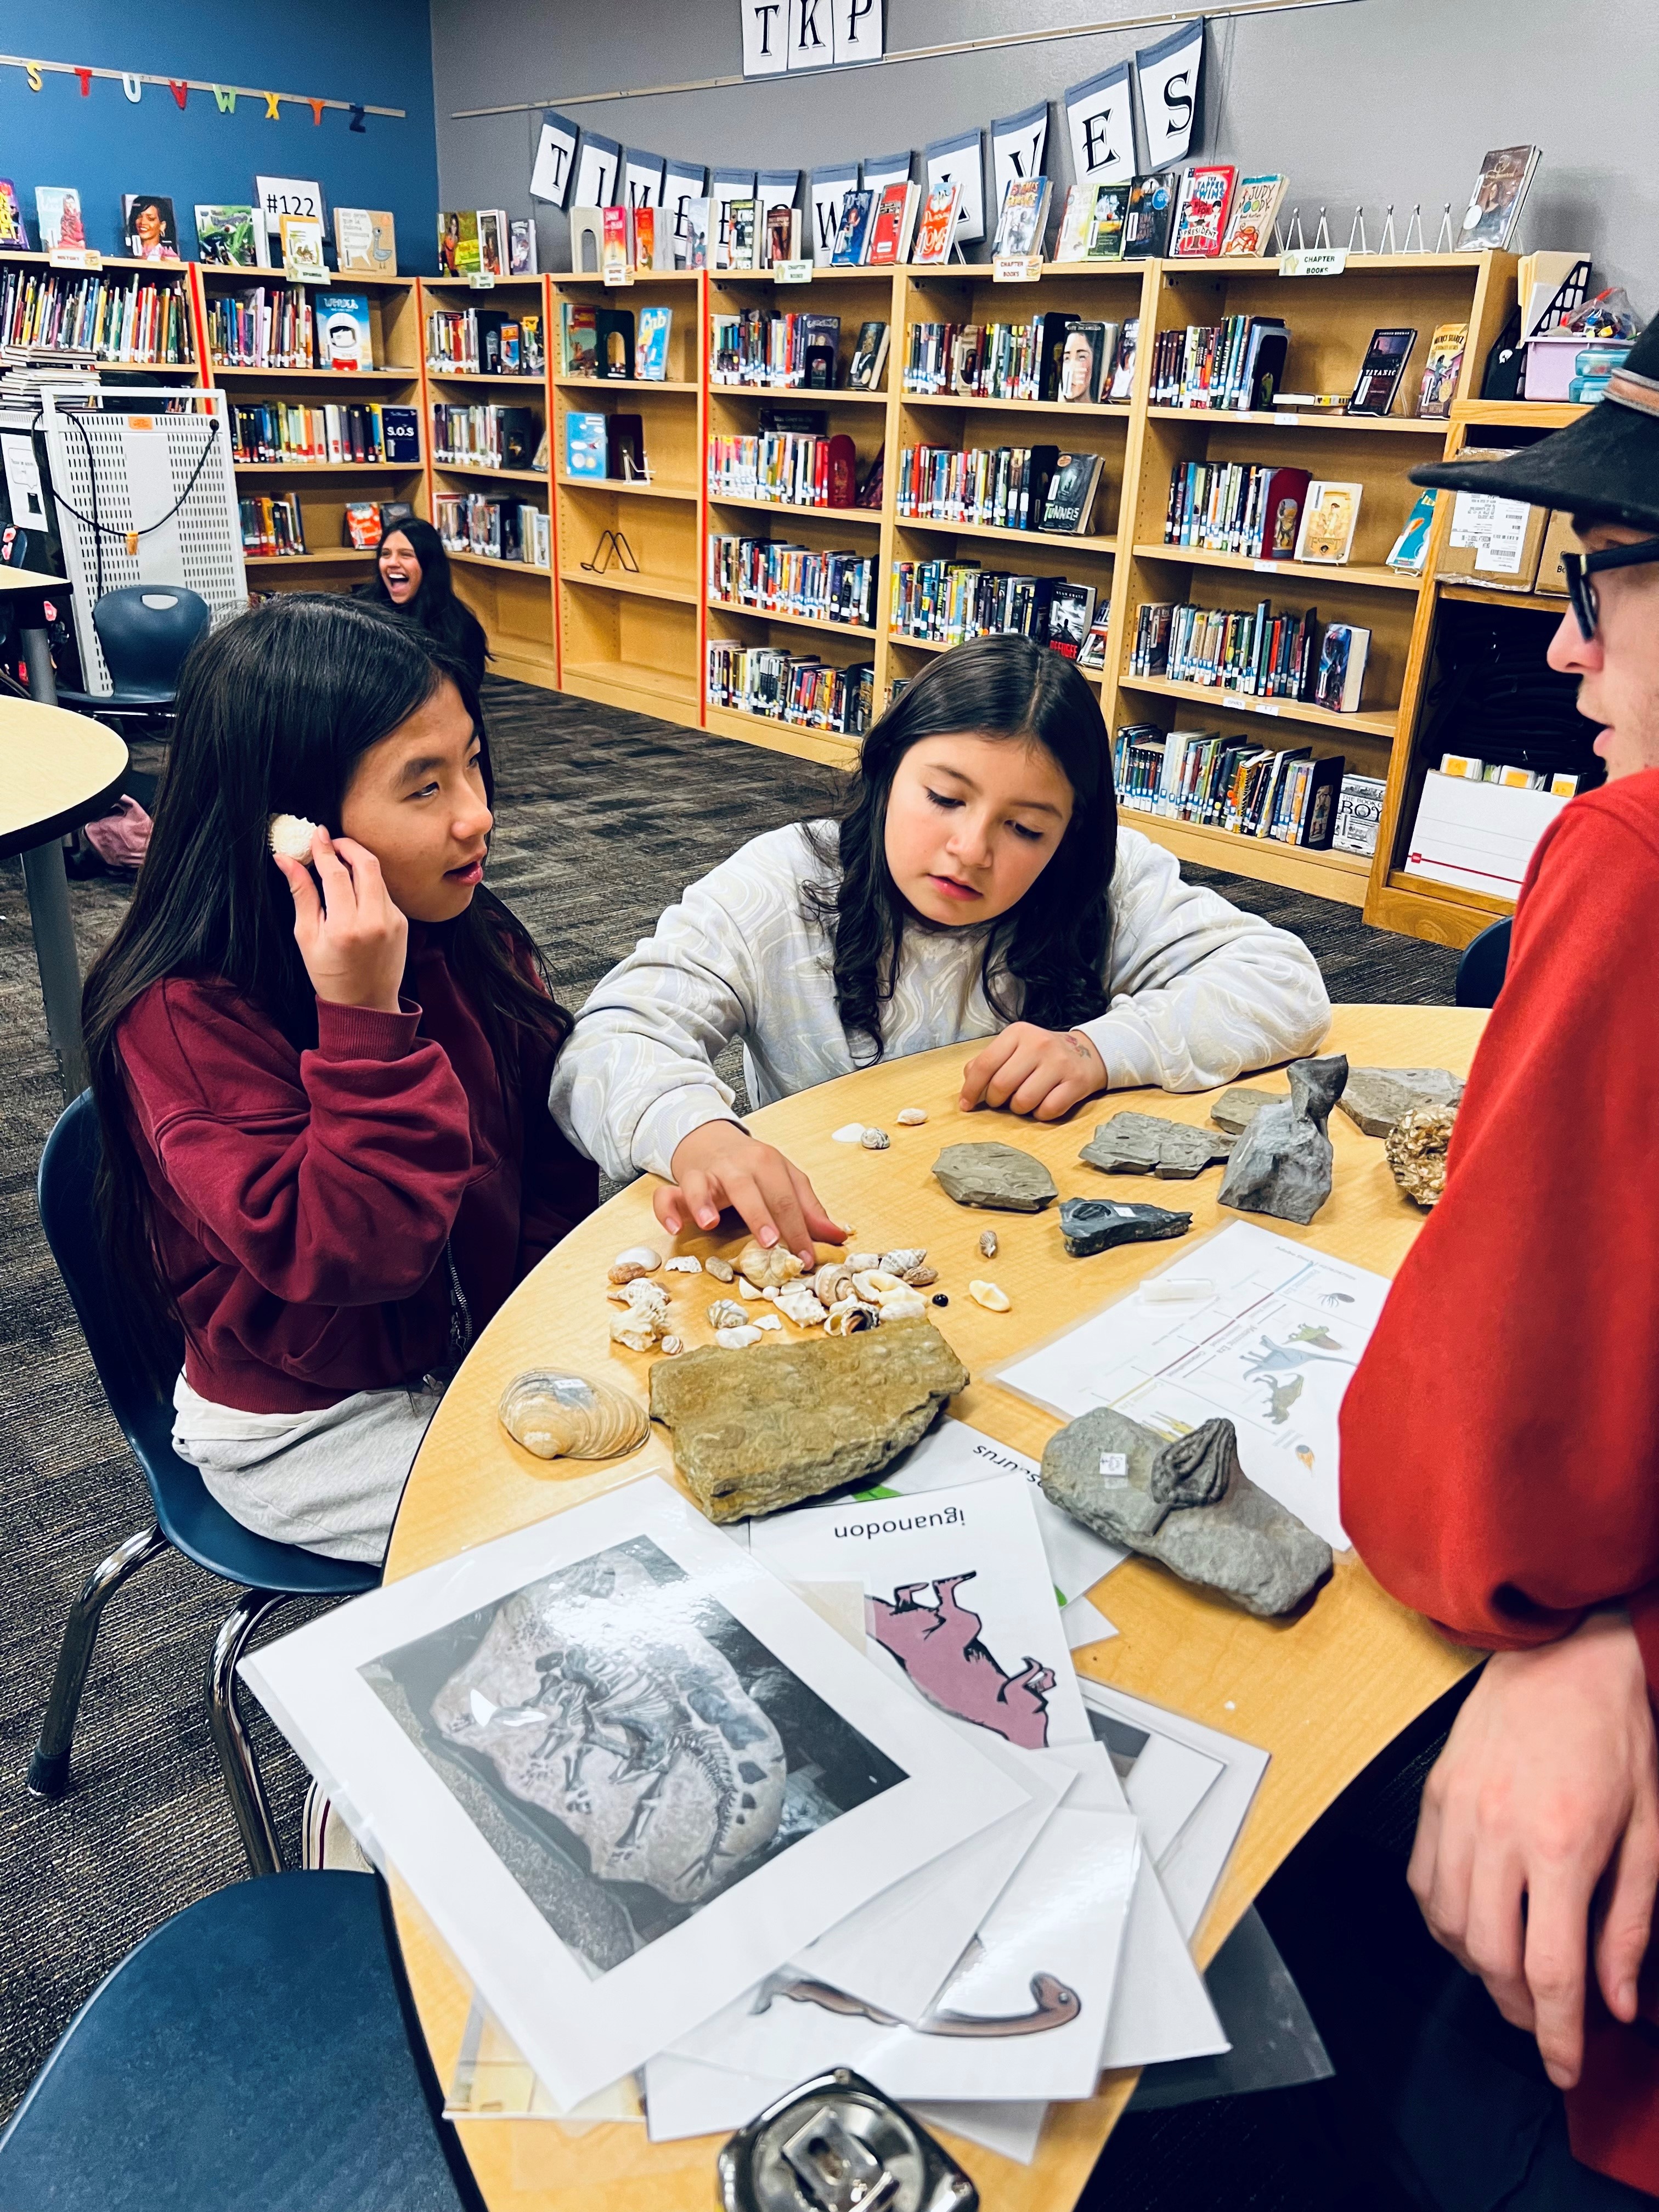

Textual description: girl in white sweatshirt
[551,634,1330,1260]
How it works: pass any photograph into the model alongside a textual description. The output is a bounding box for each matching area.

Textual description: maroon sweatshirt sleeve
[1340,775,1659,1659]
[120,979,476,1308]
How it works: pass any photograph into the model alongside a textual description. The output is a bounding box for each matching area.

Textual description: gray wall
[430,0,1656,305]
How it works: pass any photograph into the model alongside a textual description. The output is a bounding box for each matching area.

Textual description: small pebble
[896,1107,928,1126]
[831,1121,866,1144]
[932,1293,949,1307]
[706,1257,736,1283]
[860,1126,890,1150]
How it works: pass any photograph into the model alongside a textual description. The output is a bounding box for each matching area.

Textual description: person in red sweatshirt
[1322,338,1659,2203]
[80,595,596,1566]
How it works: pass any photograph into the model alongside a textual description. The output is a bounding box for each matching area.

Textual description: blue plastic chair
[0,1871,484,2211]
[29,1093,380,1874]
[1454,917,1512,1009]
[57,583,211,723]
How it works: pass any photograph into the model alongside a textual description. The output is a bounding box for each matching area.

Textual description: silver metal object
[1347,205,1367,253]
[719,2069,977,2212]
[1379,204,1399,256]
[1404,203,1426,255]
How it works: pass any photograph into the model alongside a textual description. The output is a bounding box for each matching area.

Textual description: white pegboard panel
[38,387,247,699]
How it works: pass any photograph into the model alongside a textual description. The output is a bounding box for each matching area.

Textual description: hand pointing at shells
[659,1123,847,1268]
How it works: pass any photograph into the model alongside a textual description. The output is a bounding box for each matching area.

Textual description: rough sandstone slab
[1080,1111,1235,1180]
[1217,1054,1348,1228]
[1336,1066,1465,1139]
[649,1317,969,1522]
[932,1141,1058,1212]
[1209,1087,1283,1136]
[1040,1408,1332,1618]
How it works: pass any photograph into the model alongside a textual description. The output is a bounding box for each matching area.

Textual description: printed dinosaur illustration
[1289,1322,1344,1350]
[1262,1373,1304,1425]
[755,1971,1081,2039]
[866,1572,1054,1748]
[1242,1329,1356,1426]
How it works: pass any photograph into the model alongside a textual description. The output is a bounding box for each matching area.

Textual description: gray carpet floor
[0,676,1459,2138]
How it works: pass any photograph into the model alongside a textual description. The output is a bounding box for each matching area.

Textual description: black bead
[932,1293,949,1306]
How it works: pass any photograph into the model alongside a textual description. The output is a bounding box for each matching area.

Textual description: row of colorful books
[890,562,1100,656]
[0,265,193,364]
[1163,461,1314,560]
[706,535,877,629]
[560,302,673,381]
[435,492,551,568]
[238,494,307,558]
[902,313,1137,405]
[706,431,861,509]
[1111,722,1356,849]
[431,403,541,472]
[705,642,876,735]
[1131,599,1372,714]
[1148,318,1289,412]
[895,444,1110,539]
[425,307,545,378]
[709,311,890,393]
[228,400,420,468]
[436,208,538,280]
[207,287,375,373]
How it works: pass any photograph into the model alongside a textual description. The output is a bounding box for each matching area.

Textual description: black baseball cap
[1410,319,1659,531]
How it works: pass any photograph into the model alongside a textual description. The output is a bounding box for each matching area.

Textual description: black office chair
[1454,918,1512,1009]
[0,1872,485,2212]
[29,1093,380,1875]
[57,583,211,728]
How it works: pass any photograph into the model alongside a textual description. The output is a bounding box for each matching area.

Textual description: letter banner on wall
[809,163,859,263]
[926,128,986,245]
[711,166,758,261]
[1136,18,1204,169]
[788,0,834,71]
[623,149,667,207]
[663,157,708,251]
[742,0,884,76]
[1064,64,1135,189]
[531,110,579,206]
[741,0,788,76]
[573,131,621,207]
[991,101,1048,236]
[860,150,912,196]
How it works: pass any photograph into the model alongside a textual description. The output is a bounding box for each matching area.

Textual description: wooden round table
[0,695,127,1099]
[386,1003,1486,2211]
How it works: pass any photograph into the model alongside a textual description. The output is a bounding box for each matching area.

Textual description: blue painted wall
[0,0,439,272]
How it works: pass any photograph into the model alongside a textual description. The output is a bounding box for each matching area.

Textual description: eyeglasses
[1561,536,1659,641]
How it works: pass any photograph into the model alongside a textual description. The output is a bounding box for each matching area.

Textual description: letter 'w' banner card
[1137,18,1205,168]
[1065,63,1136,188]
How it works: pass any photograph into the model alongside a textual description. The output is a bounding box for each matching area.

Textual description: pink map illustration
[866,1573,1055,1748]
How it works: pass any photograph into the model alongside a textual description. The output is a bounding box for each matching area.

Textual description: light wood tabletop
[385,1002,1486,2210]
[0,695,127,857]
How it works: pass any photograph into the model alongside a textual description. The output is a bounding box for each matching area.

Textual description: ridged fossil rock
[1337,1066,1465,1139]
[933,1142,1058,1213]
[1080,1112,1235,1181]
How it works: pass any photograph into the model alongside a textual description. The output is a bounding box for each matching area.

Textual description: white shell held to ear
[498,1370,648,1460]
[268,814,320,861]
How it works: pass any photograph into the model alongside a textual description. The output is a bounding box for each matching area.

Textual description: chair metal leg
[28,1525,168,1798]
[207,1591,291,1878]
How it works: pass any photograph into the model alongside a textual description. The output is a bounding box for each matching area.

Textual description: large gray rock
[650,1316,969,1521]
[932,1141,1058,1212]
[1210,1087,1283,1135]
[1336,1066,1465,1139]
[1040,1409,1332,1618]
[1217,1056,1348,1227]
[1080,1112,1235,1180]
[1059,1196,1192,1256]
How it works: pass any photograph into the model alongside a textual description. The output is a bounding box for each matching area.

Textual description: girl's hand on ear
[960,1023,1107,1120]
[658,1122,849,1269]
[272,828,407,1015]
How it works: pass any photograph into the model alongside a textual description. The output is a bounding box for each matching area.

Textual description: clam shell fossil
[896,1107,928,1126]
[706,1256,736,1283]
[860,1127,890,1150]
[978,1229,999,1259]
[714,1323,763,1350]
[852,1269,904,1301]
[969,1279,1012,1312]
[736,1239,804,1289]
[707,1297,748,1330]
[608,1244,662,1285]
[498,1369,649,1461]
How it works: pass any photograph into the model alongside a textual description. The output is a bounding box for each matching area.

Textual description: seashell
[619,1280,670,1322]
[860,1126,890,1150]
[663,1255,702,1274]
[714,1324,763,1350]
[707,1297,748,1330]
[877,1285,927,1321]
[706,1256,736,1283]
[907,1266,939,1288]
[831,1121,867,1144]
[978,1229,999,1259]
[812,1261,853,1306]
[736,1239,804,1290]
[269,813,320,862]
[852,1269,904,1301]
[498,1369,649,1462]
[846,1252,881,1274]
[611,1310,664,1352]
[752,1311,783,1331]
[825,1298,878,1335]
[608,1244,662,1285]
[880,1249,927,1278]
[969,1279,1012,1312]
[896,1107,928,1126]
[762,1284,780,1301]
[776,1287,828,1328]
[738,1277,764,1301]
[659,1335,684,1356]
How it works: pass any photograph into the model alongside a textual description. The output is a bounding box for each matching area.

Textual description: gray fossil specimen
[1080,1111,1235,1180]
[1209,1087,1283,1135]
[1217,1055,1349,1227]
[932,1141,1058,1212]
[1059,1197,1193,1256]
[1336,1066,1465,1139]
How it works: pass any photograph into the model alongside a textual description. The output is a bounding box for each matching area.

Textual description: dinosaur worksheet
[995,1223,1393,1550]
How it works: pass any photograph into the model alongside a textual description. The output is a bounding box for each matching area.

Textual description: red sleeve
[121,980,475,1308]
[1340,783,1659,1661]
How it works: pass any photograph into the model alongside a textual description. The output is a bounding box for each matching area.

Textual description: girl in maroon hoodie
[81,595,596,1564]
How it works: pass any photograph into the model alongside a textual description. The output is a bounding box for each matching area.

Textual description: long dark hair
[82,594,568,1365]
[361,516,488,676]
[804,634,1117,1060]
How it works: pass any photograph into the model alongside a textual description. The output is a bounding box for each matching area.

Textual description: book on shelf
[1046,580,1095,661]
[801,313,841,389]
[830,190,875,267]
[706,641,875,735]
[896,441,1059,532]
[384,403,421,462]
[433,402,537,468]
[123,194,181,261]
[601,207,630,281]
[343,501,383,549]
[855,449,884,510]
[196,206,259,267]
[1054,184,1096,263]
[1034,311,1077,402]
[1312,623,1370,713]
[1331,772,1384,855]
[477,210,508,279]
[0,180,24,248]
[1457,146,1541,252]
[708,534,877,627]
[1040,451,1105,535]
[631,207,657,271]
[1109,317,1138,402]
[1059,319,1118,404]
[727,199,759,270]
[1121,173,1176,259]
[561,302,599,375]
[1220,174,1287,256]
[565,410,608,478]
[847,321,889,390]
[509,218,538,275]
[1415,322,1468,420]
[280,215,326,278]
[1385,488,1438,573]
[1131,596,1321,702]
[1164,461,1310,560]
[35,188,86,253]
[912,183,962,267]
[438,211,479,276]
[336,208,396,275]
[763,201,798,268]
[316,293,373,371]
[636,305,673,381]
[1150,316,1288,411]
[866,183,919,267]
[607,413,646,481]
[1087,185,1131,261]
[1077,606,1111,672]
[682,199,710,269]
[239,492,307,556]
[1169,165,1236,258]
[228,397,413,465]
[890,560,1066,647]
[1294,481,1363,565]
[992,178,1050,261]
[595,307,635,379]
[1347,327,1417,415]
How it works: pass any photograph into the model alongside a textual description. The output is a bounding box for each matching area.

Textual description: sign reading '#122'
[741,0,885,77]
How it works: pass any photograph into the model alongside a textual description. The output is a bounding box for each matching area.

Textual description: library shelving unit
[548,268,705,721]
[417,273,556,689]
[193,265,427,593]
[0,251,201,381]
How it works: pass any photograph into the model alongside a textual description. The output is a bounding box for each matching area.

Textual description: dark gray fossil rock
[1217,1055,1349,1227]
[1079,1111,1235,1180]
[1059,1196,1193,1256]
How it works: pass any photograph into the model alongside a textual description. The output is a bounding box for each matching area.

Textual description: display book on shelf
[421,274,552,582]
